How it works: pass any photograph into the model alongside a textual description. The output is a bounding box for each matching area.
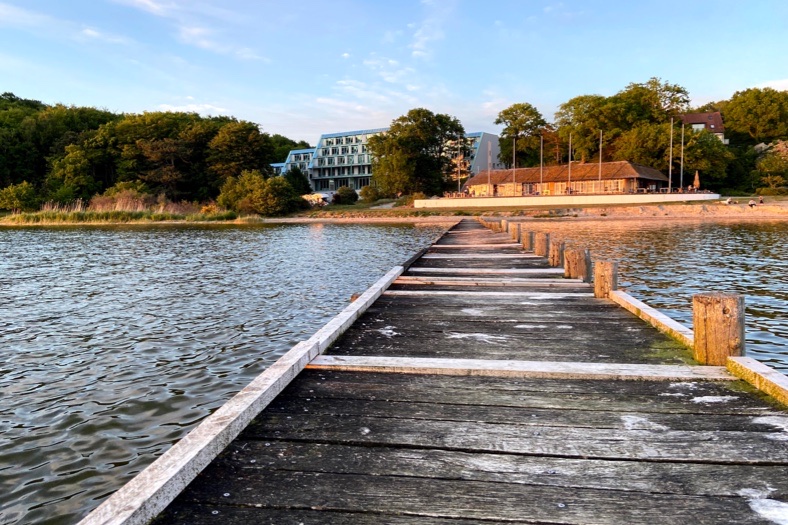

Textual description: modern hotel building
[273,128,502,193]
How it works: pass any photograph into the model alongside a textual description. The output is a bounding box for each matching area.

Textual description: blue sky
[2,0,786,145]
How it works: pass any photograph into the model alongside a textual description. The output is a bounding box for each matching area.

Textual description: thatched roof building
[464,161,670,196]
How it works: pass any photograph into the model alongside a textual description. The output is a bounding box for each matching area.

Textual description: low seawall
[414,193,720,209]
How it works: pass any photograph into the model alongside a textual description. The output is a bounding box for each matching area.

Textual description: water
[1,220,786,525]
[524,219,788,371]
[0,223,448,525]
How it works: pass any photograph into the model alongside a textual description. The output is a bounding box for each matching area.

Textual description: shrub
[359,185,381,202]
[333,186,359,205]
[0,181,40,212]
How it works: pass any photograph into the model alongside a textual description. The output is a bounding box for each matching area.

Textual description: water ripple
[0,223,445,525]
[527,219,788,372]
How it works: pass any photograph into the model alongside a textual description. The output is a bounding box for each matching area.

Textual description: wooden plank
[163,470,771,525]
[609,290,694,347]
[394,276,587,287]
[421,253,542,259]
[211,440,788,497]
[242,413,788,464]
[430,243,523,248]
[384,290,593,298]
[307,356,734,381]
[76,266,405,525]
[287,371,782,416]
[728,356,788,407]
[406,267,565,275]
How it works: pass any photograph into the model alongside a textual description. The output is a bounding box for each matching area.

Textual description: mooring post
[522,231,534,251]
[511,223,521,243]
[594,260,618,298]
[564,248,591,282]
[534,233,550,257]
[692,294,745,365]
[548,239,565,267]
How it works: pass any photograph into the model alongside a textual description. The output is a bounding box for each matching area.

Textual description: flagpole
[539,134,543,195]
[668,117,673,193]
[567,132,572,194]
[680,122,685,190]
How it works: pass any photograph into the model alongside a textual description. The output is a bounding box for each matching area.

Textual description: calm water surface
[0,223,447,525]
[525,219,788,371]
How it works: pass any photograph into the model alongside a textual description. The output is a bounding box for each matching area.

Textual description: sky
[1,0,787,146]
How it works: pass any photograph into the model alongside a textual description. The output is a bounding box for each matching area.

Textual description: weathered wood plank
[166,469,779,524]
[242,412,788,464]
[610,290,694,347]
[421,253,543,259]
[405,267,566,275]
[729,357,788,407]
[215,440,788,496]
[284,371,780,415]
[307,356,733,381]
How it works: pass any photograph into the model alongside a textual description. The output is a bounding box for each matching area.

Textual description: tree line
[0,92,311,213]
[369,78,788,196]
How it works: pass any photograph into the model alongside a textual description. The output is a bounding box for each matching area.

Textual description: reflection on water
[0,223,446,525]
[525,219,788,372]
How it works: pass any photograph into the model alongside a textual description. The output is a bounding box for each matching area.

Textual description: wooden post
[522,231,534,251]
[693,294,745,365]
[594,260,618,298]
[534,233,550,257]
[500,220,508,234]
[548,239,565,267]
[511,223,521,243]
[564,248,591,282]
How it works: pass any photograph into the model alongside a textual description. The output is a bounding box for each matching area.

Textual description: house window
[331,147,338,155]
[341,146,348,154]
[325,139,334,146]
[347,156,354,164]
[336,137,344,145]
[322,148,329,156]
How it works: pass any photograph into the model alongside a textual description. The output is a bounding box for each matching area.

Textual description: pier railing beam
[693,294,745,365]
[564,248,591,282]
[548,239,565,267]
[594,261,618,298]
[534,233,550,257]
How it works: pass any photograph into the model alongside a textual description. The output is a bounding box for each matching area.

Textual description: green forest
[0,92,311,215]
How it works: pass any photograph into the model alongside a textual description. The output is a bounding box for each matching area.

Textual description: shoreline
[2,202,787,227]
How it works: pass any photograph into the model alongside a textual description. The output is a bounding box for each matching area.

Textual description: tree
[494,103,547,168]
[270,134,311,162]
[333,186,358,205]
[555,95,607,163]
[0,181,39,212]
[369,108,464,196]
[217,170,303,216]
[283,166,312,195]
[207,121,275,180]
[724,88,788,144]
[607,77,690,128]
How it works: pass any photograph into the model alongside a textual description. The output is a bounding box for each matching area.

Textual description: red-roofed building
[681,112,729,144]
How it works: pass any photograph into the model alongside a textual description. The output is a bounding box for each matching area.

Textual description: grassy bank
[1,209,237,225]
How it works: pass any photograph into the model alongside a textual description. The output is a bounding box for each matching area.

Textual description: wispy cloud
[157,101,229,114]
[756,78,788,91]
[0,2,53,28]
[78,27,132,45]
[408,0,455,59]
[115,0,268,61]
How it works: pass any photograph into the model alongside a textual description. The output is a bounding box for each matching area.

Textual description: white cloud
[157,102,229,114]
[408,0,455,59]
[342,53,350,59]
[756,79,788,91]
[78,27,132,45]
[113,0,173,16]
[0,2,54,28]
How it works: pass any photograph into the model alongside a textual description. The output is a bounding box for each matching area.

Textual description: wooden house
[463,161,670,197]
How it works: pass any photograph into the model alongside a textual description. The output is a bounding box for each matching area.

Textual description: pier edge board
[609,290,694,348]
[727,357,788,407]
[76,265,406,525]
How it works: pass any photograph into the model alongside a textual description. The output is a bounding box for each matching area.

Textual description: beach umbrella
[693,170,700,190]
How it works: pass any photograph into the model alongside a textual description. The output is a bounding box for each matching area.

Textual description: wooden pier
[83,219,788,525]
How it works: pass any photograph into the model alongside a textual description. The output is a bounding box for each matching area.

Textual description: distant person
[725,198,732,205]
[759,195,764,204]
[748,199,756,208]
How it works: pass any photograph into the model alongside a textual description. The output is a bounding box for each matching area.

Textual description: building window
[351,145,358,153]
[325,138,334,146]
[327,158,334,165]
[347,155,354,164]
[336,137,344,145]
